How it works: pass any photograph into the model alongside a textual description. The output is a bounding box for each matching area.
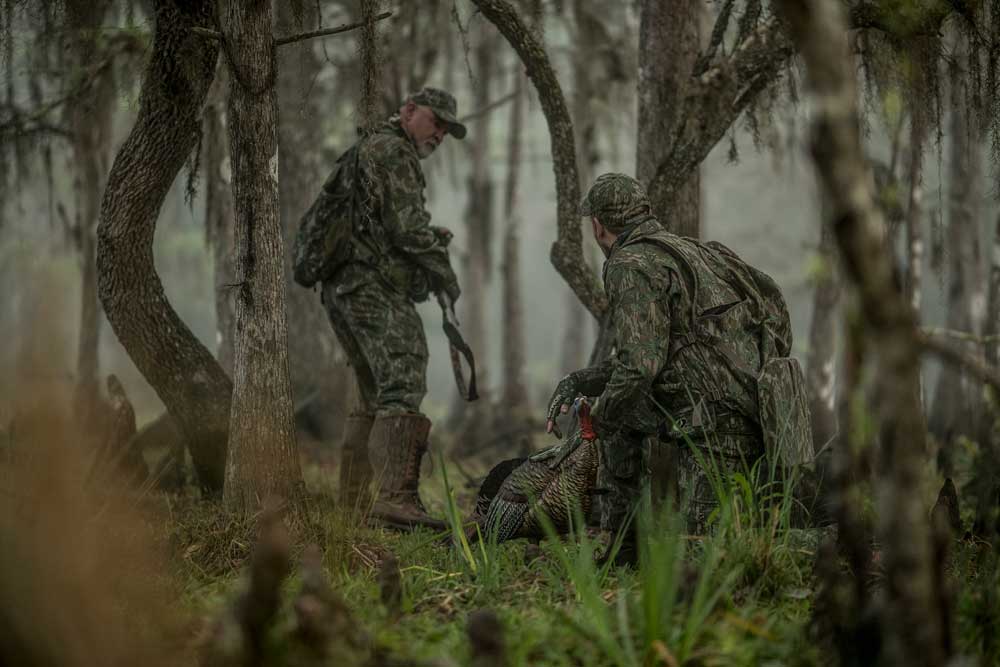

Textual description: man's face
[591,217,615,258]
[400,101,448,159]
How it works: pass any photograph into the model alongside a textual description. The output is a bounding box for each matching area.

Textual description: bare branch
[458,89,518,123]
[920,333,1000,392]
[275,11,392,47]
[648,15,792,216]
[191,12,394,47]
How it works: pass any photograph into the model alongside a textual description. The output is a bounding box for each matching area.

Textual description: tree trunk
[452,23,496,450]
[636,0,701,238]
[904,112,926,317]
[66,0,115,422]
[203,66,237,376]
[972,212,1000,538]
[930,49,983,471]
[806,206,841,454]
[96,0,231,493]
[222,0,303,513]
[500,64,528,414]
[778,1,950,664]
[276,0,349,443]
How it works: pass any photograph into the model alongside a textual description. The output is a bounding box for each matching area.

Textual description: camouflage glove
[442,279,461,304]
[545,373,582,438]
[545,365,613,438]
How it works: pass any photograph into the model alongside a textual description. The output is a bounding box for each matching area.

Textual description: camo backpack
[639,233,814,469]
[292,143,363,288]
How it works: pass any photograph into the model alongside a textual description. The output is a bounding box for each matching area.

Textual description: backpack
[639,234,814,468]
[292,144,363,288]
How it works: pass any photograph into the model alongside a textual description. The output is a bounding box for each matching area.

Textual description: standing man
[302,88,466,529]
[545,173,805,564]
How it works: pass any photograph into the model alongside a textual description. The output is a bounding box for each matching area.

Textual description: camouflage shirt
[336,118,459,303]
[589,217,790,437]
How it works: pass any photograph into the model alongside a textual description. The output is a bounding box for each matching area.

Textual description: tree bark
[276,0,349,442]
[930,47,983,468]
[222,0,303,513]
[203,66,237,376]
[636,0,701,238]
[806,204,841,454]
[96,0,231,493]
[777,1,949,664]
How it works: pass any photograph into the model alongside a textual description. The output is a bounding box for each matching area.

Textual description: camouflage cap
[580,173,652,232]
[409,87,467,140]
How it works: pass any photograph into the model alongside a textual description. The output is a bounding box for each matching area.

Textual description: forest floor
[163,439,999,667]
[3,415,998,666]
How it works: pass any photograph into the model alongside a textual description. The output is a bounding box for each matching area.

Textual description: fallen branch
[921,327,1000,345]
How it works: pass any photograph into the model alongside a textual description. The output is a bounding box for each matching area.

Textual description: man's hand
[430,225,454,247]
[545,373,580,438]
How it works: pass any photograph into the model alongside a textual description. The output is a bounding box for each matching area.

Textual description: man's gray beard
[416,142,437,159]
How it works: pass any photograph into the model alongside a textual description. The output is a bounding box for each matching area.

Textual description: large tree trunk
[778,1,950,665]
[276,1,349,443]
[806,207,841,453]
[636,0,701,238]
[96,0,231,493]
[222,0,302,513]
[930,48,984,471]
[203,66,237,376]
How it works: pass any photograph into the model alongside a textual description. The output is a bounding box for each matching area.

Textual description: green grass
[168,451,826,666]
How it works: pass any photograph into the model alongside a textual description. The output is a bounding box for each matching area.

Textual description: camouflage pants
[322,274,428,415]
[598,431,764,534]
[673,435,765,534]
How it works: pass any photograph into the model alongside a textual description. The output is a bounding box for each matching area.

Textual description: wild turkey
[476,400,600,542]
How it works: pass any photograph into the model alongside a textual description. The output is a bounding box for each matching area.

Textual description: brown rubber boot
[339,412,375,507]
[368,413,446,531]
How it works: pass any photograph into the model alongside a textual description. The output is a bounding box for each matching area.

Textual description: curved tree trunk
[636,0,701,239]
[778,1,949,664]
[469,0,602,319]
[96,0,231,493]
[222,0,303,513]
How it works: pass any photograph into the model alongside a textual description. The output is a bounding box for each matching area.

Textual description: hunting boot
[339,412,375,507]
[368,413,446,530]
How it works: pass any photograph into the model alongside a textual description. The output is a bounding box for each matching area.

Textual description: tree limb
[648,14,793,219]
[919,333,1000,393]
[275,11,393,46]
[469,0,606,319]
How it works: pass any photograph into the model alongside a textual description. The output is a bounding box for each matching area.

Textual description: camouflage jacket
[332,119,459,303]
[585,217,792,438]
